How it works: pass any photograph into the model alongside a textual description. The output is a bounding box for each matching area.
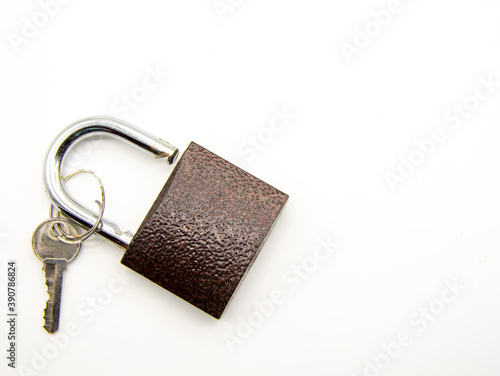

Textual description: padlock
[43,117,288,318]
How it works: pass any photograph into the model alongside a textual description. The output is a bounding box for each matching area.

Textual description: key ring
[32,218,82,262]
[49,170,105,245]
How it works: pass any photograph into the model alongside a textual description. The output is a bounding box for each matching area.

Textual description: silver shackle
[43,116,179,249]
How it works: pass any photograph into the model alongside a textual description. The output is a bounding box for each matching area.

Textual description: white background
[1,0,500,375]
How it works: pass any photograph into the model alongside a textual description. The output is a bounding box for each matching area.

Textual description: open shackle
[43,116,179,249]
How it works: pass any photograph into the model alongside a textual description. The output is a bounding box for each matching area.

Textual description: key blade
[43,260,67,334]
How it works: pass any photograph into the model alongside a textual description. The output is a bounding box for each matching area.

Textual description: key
[32,219,81,333]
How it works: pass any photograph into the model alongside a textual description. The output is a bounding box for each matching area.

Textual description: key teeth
[43,305,55,333]
[44,325,56,334]
[43,322,56,334]
[43,273,56,334]
[41,261,67,334]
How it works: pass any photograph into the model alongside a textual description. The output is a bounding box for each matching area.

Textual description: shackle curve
[43,116,179,249]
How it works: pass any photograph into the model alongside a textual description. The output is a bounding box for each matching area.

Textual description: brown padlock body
[121,142,288,319]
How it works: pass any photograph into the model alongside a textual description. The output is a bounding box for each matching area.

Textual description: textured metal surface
[121,142,288,318]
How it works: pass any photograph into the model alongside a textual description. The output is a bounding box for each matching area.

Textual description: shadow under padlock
[44,117,289,319]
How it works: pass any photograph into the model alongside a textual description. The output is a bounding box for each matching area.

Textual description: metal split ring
[49,170,105,245]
